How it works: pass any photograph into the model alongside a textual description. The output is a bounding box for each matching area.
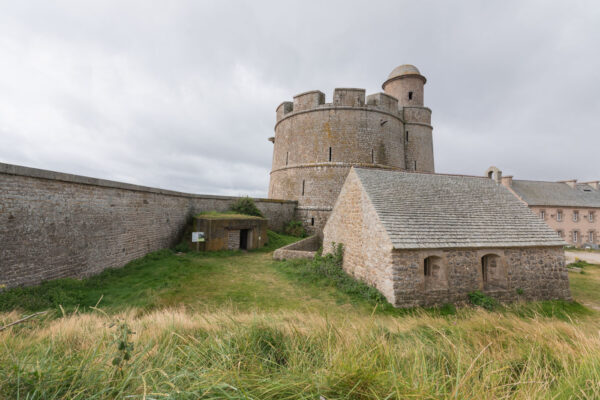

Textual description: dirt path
[565,250,600,265]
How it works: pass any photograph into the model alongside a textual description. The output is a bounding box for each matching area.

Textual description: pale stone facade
[323,168,571,307]
[487,167,600,248]
[268,65,434,234]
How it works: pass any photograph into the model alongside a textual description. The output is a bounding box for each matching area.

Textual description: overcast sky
[1,1,599,197]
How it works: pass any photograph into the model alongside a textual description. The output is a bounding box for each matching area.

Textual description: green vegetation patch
[196,211,264,220]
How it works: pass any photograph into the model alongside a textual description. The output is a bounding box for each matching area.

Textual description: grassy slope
[1,240,600,399]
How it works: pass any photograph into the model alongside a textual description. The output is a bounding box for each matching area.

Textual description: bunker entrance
[240,229,250,250]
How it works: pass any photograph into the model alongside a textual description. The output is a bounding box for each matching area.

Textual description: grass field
[1,235,600,399]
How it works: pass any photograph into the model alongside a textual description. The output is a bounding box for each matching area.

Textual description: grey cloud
[1,0,599,196]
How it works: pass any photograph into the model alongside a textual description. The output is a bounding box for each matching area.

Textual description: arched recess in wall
[480,254,507,290]
[423,255,448,291]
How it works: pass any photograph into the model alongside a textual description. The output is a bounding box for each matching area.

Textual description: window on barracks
[408,91,413,100]
[573,211,579,222]
[589,212,595,222]
[556,210,562,221]
[423,256,446,290]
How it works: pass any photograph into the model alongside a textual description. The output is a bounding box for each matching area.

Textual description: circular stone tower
[268,65,434,233]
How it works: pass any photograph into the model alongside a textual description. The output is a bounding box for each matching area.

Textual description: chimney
[558,179,577,188]
[583,181,599,190]
[485,166,502,183]
[501,175,513,188]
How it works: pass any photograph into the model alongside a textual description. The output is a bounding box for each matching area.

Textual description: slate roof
[353,168,566,249]
[510,180,600,208]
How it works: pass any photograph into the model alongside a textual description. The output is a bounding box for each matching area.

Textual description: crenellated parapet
[275,88,404,124]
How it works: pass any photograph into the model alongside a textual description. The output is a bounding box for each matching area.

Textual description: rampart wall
[0,162,296,288]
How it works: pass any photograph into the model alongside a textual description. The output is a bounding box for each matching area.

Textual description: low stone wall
[0,162,297,288]
[273,235,320,260]
[391,246,571,307]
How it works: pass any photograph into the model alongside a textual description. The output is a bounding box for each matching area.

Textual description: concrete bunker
[190,213,268,251]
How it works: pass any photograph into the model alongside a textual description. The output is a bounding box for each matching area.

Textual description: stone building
[268,65,434,233]
[322,168,571,307]
[190,213,268,251]
[487,166,600,248]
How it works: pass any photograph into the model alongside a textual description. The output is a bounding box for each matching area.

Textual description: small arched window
[423,256,447,290]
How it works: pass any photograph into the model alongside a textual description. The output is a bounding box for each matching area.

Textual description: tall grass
[1,307,600,399]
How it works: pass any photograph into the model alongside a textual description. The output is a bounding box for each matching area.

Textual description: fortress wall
[0,162,296,289]
[272,107,405,172]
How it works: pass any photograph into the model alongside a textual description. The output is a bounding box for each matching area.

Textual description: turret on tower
[382,64,426,107]
[383,64,434,173]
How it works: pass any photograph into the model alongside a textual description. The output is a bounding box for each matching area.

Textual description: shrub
[283,220,306,237]
[567,260,592,269]
[173,241,191,253]
[468,290,498,311]
[230,196,263,217]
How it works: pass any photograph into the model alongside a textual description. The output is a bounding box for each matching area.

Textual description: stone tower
[268,64,435,233]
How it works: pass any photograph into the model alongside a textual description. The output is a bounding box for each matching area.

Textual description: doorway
[240,229,249,250]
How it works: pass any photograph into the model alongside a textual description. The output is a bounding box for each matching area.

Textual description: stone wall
[0,162,296,288]
[322,169,397,303]
[272,235,320,260]
[391,246,571,307]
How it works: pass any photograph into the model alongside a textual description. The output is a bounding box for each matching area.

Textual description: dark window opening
[371,149,374,163]
[405,131,409,143]
[240,229,249,250]
[408,91,413,100]
[311,217,315,226]
[424,257,432,276]
[328,147,332,162]
[414,160,417,170]
[302,180,305,196]
[286,152,289,166]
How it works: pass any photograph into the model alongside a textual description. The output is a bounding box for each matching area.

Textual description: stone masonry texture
[268,66,435,234]
[0,162,296,288]
[323,169,571,307]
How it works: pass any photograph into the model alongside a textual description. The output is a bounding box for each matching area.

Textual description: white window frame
[590,231,595,243]
[540,210,545,219]
[573,231,579,243]
[589,212,595,223]
[573,211,579,222]
[556,211,562,221]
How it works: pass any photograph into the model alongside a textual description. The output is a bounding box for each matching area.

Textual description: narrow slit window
[328,147,332,162]
[405,131,409,143]
[286,152,289,166]
[414,160,417,170]
[302,180,305,196]
[311,217,315,226]
[371,149,374,163]
[408,91,413,100]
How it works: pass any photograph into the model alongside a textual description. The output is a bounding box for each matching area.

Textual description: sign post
[192,232,205,251]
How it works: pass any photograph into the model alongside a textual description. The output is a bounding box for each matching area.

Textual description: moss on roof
[195,211,265,220]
